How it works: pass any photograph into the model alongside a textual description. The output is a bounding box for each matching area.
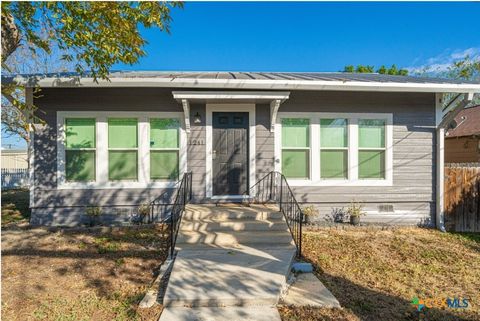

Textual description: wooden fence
[444,163,480,232]
[1,168,29,189]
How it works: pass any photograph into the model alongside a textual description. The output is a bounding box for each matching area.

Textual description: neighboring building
[1,149,28,169]
[445,105,480,163]
[7,72,480,227]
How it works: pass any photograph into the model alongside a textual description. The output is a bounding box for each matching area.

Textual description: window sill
[286,179,393,187]
[57,181,178,190]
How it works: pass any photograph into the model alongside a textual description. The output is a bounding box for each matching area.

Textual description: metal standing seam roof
[3,71,480,93]
[7,71,480,84]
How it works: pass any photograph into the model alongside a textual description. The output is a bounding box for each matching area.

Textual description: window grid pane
[108,118,138,148]
[320,150,348,179]
[66,150,95,181]
[359,150,385,179]
[359,119,385,148]
[282,150,309,179]
[108,151,138,181]
[282,118,310,148]
[150,118,180,148]
[66,118,96,149]
[150,151,179,180]
[320,118,347,148]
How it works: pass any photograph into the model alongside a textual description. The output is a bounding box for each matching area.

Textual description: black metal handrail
[163,172,193,258]
[243,171,303,258]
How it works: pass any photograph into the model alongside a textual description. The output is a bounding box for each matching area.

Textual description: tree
[343,64,408,76]
[1,1,181,143]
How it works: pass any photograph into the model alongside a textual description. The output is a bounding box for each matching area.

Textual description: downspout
[435,92,475,232]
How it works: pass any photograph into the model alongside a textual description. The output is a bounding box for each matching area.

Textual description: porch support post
[270,99,281,132]
[181,99,191,133]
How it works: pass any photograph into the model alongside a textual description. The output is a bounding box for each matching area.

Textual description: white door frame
[205,103,256,199]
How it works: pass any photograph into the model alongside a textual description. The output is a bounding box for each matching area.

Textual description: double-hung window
[281,118,310,179]
[65,118,96,182]
[358,119,386,179]
[108,118,138,181]
[150,118,180,180]
[320,119,348,179]
[276,113,392,186]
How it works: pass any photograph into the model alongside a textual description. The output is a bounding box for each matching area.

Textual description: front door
[212,112,249,196]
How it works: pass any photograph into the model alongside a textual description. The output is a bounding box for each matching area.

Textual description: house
[1,149,28,169]
[8,72,480,228]
[445,105,480,163]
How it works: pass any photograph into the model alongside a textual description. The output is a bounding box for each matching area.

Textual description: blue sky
[3,1,480,148]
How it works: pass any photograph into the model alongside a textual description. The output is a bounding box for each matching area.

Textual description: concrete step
[184,205,283,221]
[159,306,281,321]
[180,219,289,232]
[162,247,296,308]
[176,230,293,246]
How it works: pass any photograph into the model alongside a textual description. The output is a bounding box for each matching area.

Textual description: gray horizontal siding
[32,88,184,214]
[268,91,437,225]
[31,88,436,226]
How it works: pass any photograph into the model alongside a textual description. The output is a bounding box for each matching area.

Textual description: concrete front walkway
[159,204,296,321]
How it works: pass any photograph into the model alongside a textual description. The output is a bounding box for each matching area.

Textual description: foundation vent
[378,204,394,213]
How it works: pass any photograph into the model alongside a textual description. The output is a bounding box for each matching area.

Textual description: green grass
[1,188,30,226]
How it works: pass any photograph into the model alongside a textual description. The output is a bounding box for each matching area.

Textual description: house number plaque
[189,139,205,145]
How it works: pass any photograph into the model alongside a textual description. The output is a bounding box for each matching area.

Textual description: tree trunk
[1,12,21,63]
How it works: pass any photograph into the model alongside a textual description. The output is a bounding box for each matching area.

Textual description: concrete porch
[160,204,296,320]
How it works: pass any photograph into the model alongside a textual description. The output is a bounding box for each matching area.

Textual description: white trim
[20,76,480,93]
[270,99,281,133]
[435,93,446,232]
[180,99,191,133]
[173,91,290,101]
[26,88,35,208]
[56,111,186,189]
[205,104,256,198]
[275,112,393,187]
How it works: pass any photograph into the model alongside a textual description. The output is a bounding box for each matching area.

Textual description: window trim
[57,111,187,189]
[274,112,393,186]
[149,118,181,181]
[281,118,311,179]
[107,117,139,182]
[64,118,97,182]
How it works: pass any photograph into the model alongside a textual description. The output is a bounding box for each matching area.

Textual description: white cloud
[406,47,480,75]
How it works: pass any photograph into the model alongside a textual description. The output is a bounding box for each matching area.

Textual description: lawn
[1,225,168,321]
[1,188,30,226]
[280,227,480,321]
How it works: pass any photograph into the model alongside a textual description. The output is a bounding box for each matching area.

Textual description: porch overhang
[172,91,290,133]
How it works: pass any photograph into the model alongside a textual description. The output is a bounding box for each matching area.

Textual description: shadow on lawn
[1,228,168,298]
[312,269,478,321]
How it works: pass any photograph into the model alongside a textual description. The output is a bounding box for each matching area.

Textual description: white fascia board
[19,76,480,94]
[172,91,290,101]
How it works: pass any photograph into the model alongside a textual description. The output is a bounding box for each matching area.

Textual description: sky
[2,1,480,149]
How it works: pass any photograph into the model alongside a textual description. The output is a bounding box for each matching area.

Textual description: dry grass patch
[1,225,168,321]
[1,188,30,226]
[282,227,480,321]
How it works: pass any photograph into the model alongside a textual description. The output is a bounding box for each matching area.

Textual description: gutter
[6,75,480,93]
[435,92,475,232]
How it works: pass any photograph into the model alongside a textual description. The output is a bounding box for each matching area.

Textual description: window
[65,118,96,181]
[58,112,186,189]
[320,119,348,179]
[108,118,138,181]
[358,119,386,179]
[281,118,310,179]
[150,118,180,180]
[275,112,392,186]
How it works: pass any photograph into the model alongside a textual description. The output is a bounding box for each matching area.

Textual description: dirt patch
[280,227,480,321]
[1,188,30,226]
[1,225,168,321]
